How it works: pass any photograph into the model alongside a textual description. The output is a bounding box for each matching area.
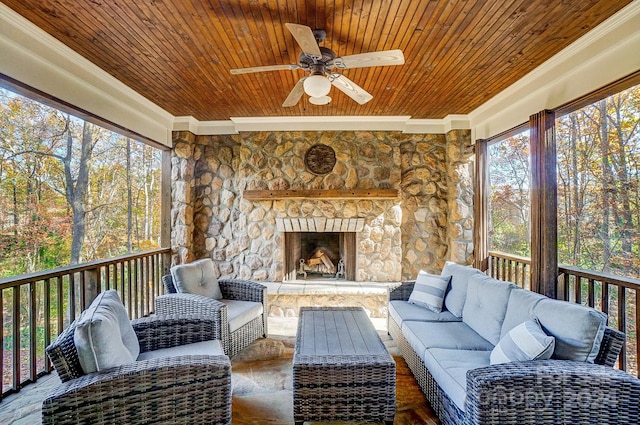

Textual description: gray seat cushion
[137,339,224,361]
[389,300,461,328]
[441,262,485,318]
[403,321,494,359]
[500,288,548,338]
[422,348,491,412]
[221,300,264,333]
[533,298,607,363]
[462,274,516,345]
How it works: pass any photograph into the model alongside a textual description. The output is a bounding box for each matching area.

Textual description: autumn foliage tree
[0,88,162,278]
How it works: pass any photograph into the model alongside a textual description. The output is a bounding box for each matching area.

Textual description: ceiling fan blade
[282,77,306,107]
[331,75,373,105]
[230,64,300,74]
[285,23,322,57]
[335,49,405,69]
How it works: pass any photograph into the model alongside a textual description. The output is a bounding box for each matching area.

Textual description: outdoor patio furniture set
[389,262,640,425]
[42,259,640,424]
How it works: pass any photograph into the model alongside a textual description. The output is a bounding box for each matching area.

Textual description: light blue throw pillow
[408,270,451,313]
[490,318,555,365]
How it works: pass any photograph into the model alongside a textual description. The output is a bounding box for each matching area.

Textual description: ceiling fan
[230,23,405,107]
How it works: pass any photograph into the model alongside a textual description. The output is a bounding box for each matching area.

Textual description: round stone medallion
[304,144,336,175]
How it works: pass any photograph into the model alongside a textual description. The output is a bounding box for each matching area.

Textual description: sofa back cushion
[533,298,607,363]
[441,262,485,318]
[462,274,516,345]
[74,290,140,374]
[500,288,548,338]
[171,258,222,300]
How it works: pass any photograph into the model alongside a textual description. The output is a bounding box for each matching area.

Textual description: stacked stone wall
[170,129,474,281]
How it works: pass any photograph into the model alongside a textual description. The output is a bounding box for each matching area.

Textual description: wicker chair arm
[42,356,231,425]
[218,278,266,302]
[132,314,221,353]
[465,359,640,425]
[388,281,415,301]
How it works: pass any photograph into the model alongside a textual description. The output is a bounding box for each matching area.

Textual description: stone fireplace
[170,130,475,282]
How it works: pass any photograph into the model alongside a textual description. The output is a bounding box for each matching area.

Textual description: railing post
[473,139,489,271]
[530,110,558,298]
[83,268,99,309]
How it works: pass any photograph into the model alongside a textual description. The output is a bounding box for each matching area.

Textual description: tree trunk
[126,138,133,252]
[65,120,94,265]
[611,95,633,255]
[598,100,612,271]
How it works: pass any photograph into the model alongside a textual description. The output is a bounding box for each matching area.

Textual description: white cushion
[74,290,140,374]
[490,318,555,365]
[171,258,222,300]
[137,339,224,361]
[408,270,451,313]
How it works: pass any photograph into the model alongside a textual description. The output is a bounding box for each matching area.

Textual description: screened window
[556,83,640,278]
[487,130,531,256]
[0,88,163,277]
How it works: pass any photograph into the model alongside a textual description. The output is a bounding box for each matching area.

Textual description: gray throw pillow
[408,270,451,313]
[171,258,222,300]
[74,290,140,374]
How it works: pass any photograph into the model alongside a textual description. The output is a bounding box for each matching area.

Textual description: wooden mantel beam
[243,189,399,200]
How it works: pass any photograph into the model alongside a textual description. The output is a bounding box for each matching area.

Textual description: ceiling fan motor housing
[299,46,336,71]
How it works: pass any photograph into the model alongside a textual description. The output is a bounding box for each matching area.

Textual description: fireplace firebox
[284,232,356,281]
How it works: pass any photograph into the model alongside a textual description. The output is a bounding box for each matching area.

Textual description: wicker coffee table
[293,307,396,425]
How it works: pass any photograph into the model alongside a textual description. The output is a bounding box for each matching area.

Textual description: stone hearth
[170,130,475,281]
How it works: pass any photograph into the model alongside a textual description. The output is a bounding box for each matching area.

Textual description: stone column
[399,134,450,279]
[171,131,196,265]
[445,129,474,265]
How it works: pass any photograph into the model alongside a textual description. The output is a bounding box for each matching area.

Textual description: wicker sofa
[389,262,640,425]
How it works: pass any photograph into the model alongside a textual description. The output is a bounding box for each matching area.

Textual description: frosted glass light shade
[303,75,331,97]
[309,96,331,105]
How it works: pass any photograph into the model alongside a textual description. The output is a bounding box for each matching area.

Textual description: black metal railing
[487,251,640,377]
[0,248,170,400]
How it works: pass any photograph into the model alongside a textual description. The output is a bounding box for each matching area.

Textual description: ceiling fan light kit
[230,23,405,108]
[304,75,332,97]
[309,96,332,105]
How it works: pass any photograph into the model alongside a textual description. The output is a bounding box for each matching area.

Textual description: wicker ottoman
[293,307,396,425]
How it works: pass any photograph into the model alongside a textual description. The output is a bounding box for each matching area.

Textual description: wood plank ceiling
[1,0,632,120]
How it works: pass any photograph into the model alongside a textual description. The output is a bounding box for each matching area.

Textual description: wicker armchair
[156,275,268,357]
[43,314,232,425]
